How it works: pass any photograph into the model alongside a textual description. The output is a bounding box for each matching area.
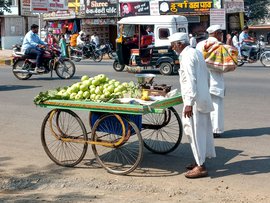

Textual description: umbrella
[72,20,78,34]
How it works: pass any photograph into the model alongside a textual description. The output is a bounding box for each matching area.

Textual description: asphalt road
[1,61,270,202]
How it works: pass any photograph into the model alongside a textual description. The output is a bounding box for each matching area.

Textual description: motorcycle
[237,36,270,67]
[96,42,115,59]
[70,42,103,62]
[12,45,76,80]
[12,37,23,53]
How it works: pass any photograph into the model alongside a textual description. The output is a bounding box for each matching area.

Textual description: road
[1,61,270,202]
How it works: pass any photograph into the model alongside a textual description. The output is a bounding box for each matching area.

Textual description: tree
[244,0,270,22]
[0,0,12,15]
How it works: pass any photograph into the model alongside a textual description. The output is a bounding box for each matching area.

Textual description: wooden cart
[38,95,183,175]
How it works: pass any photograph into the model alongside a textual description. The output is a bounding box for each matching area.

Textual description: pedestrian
[226,33,232,45]
[169,32,216,179]
[70,32,79,47]
[196,24,225,138]
[232,31,242,57]
[59,34,67,57]
[189,33,197,48]
[46,28,58,47]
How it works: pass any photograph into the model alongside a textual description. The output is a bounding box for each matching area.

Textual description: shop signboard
[120,2,150,17]
[159,0,213,15]
[21,0,34,16]
[150,1,160,16]
[49,0,68,11]
[43,10,76,20]
[224,0,244,13]
[210,8,226,30]
[82,18,117,25]
[85,0,118,17]
[31,0,49,13]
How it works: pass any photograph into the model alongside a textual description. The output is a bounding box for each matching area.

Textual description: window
[159,28,170,40]
[178,27,186,33]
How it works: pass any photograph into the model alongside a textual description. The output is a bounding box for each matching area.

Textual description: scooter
[237,36,270,67]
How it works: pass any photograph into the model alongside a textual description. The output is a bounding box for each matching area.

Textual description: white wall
[1,36,24,49]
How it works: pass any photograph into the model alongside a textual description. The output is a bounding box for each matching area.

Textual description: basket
[142,89,168,97]
[90,112,142,136]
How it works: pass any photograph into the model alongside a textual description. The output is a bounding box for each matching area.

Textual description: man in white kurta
[169,32,216,178]
[196,25,225,138]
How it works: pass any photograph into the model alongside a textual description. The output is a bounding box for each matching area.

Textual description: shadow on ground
[223,127,270,138]
[0,85,42,91]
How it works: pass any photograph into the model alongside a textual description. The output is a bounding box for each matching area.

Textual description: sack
[203,41,238,73]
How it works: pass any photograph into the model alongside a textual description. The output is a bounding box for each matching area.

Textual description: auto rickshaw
[113,15,188,75]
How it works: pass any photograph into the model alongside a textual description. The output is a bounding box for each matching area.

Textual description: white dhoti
[210,94,224,134]
[182,104,216,166]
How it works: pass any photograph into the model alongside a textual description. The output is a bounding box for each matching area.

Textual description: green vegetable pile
[34,74,141,104]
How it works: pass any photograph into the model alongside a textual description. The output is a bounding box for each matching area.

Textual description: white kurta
[196,37,225,133]
[179,46,216,166]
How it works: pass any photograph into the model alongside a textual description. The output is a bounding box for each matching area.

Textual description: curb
[0,58,13,66]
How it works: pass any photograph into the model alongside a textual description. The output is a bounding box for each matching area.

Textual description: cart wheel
[41,109,88,167]
[142,107,183,154]
[91,114,143,175]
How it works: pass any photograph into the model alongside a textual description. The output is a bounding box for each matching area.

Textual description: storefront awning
[249,25,270,30]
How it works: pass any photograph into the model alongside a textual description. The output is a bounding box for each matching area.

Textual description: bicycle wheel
[41,109,88,167]
[142,107,183,154]
[91,114,143,175]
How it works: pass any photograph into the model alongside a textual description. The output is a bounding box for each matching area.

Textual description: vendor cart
[38,94,183,175]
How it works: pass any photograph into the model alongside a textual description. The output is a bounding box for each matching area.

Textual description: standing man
[21,24,47,73]
[196,24,225,138]
[239,26,256,62]
[189,34,197,48]
[169,32,215,178]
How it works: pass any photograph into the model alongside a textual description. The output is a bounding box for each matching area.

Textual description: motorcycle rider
[239,26,256,62]
[21,24,47,73]
[77,31,86,48]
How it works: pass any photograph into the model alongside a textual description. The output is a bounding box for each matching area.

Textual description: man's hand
[184,105,193,118]
[38,44,46,49]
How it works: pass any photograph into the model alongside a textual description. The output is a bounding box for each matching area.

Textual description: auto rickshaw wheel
[113,60,125,72]
[159,62,173,75]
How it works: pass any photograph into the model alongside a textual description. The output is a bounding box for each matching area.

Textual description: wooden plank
[37,95,183,115]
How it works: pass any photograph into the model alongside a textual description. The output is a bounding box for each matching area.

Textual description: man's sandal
[185,163,197,170]
[185,166,208,179]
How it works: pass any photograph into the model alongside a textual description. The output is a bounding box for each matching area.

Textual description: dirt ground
[1,135,270,203]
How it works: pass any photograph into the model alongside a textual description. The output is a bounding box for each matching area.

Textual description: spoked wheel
[91,114,143,175]
[260,52,270,67]
[141,107,183,154]
[12,60,32,80]
[55,59,76,79]
[41,109,88,167]
[93,52,103,62]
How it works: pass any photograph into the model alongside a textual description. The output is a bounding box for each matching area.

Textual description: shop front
[43,10,80,42]
[224,0,245,33]
[83,0,118,48]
